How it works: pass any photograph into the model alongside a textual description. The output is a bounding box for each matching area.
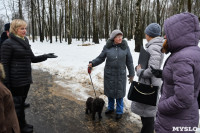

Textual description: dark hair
[4,23,10,31]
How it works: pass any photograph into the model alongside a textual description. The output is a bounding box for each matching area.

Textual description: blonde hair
[0,63,5,81]
[9,19,27,34]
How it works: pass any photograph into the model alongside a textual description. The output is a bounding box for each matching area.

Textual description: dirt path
[25,69,141,133]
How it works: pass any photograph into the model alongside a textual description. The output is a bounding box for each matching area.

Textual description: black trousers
[140,116,154,133]
[10,85,30,128]
[11,84,30,101]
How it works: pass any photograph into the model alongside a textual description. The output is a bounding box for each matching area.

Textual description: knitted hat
[145,23,161,37]
[109,29,123,40]
[4,23,10,31]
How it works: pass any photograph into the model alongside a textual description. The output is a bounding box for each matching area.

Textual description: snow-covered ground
[30,38,200,127]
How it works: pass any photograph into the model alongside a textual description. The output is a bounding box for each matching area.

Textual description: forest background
[0,0,199,51]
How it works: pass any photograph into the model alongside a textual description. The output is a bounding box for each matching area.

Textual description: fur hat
[0,63,5,81]
[109,29,123,40]
[145,23,161,37]
[4,23,10,31]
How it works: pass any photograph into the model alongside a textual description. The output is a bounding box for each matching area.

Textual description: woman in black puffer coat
[1,19,57,133]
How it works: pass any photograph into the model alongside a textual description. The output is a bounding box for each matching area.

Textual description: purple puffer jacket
[155,13,200,133]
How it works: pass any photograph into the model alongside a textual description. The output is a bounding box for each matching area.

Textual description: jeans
[107,97,123,114]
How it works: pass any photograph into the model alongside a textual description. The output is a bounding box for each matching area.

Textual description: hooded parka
[155,12,200,133]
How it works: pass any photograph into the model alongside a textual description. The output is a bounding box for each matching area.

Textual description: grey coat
[91,39,135,99]
[131,37,164,117]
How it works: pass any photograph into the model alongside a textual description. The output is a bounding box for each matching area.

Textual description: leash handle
[88,73,96,97]
[88,67,92,74]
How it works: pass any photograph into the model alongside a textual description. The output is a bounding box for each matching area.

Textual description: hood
[164,12,200,53]
[145,36,164,48]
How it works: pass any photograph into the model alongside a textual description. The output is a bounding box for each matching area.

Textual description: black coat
[0,32,8,61]
[1,33,47,87]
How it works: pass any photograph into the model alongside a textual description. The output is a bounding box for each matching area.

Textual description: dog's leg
[98,111,102,119]
[86,108,88,114]
[92,112,96,120]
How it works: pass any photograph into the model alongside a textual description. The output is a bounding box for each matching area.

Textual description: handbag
[128,71,159,106]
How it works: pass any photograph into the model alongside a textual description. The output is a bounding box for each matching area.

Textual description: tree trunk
[114,0,121,29]
[41,0,45,42]
[54,0,58,42]
[188,0,192,12]
[49,0,52,43]
[18,0,23,19]
[156,0,160,24]
[31,0,35,42]
[68,0,72,44]
[134,0,143,52]
[105,0,109,40]
[128,0,134,40]
[59,8,63,43]
[92,0,99,43]
[37,0,42,42]
[65,0,68,42]
[88,0,91,41]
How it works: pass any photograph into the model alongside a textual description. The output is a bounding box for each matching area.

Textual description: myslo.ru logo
[172,127,200,132]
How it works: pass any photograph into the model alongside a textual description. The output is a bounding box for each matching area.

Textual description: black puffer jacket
[0,32,8,61]
[1,33,47,87]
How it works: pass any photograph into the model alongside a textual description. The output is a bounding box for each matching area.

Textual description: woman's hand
[136,64,141,71]
[88,63,92,68]
[128,76,134,84]
[88,63,93,74]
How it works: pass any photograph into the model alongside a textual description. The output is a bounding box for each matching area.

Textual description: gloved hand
[150,66,162,78]
[127,76,134,84]
[45,53,58,58]
[88,63,93,74]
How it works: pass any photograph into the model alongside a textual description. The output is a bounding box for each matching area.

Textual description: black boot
[116,114,122,120]
[13,96,33,133]
[21,125,33,133]
[105,109,114,114]
[24,103,30,108]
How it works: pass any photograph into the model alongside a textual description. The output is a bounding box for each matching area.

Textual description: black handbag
[128,71,159,106]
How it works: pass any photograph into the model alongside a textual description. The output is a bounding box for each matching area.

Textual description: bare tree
[105,0,109,40]
[49,0,52,43]
[134,0,143,52]
[92,0,99,43]
[53,0,58,42]
[188,0,192,12]
[156,0,160,24]
[31,0,35,42]
[18,0,23,19]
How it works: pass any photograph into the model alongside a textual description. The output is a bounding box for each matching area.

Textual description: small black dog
[85,97,105,120]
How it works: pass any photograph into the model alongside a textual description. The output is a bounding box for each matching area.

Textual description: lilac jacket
[155,13,200,133]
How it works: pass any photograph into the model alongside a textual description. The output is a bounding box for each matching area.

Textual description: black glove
[45,53,58,58]
[150,66,162,78]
